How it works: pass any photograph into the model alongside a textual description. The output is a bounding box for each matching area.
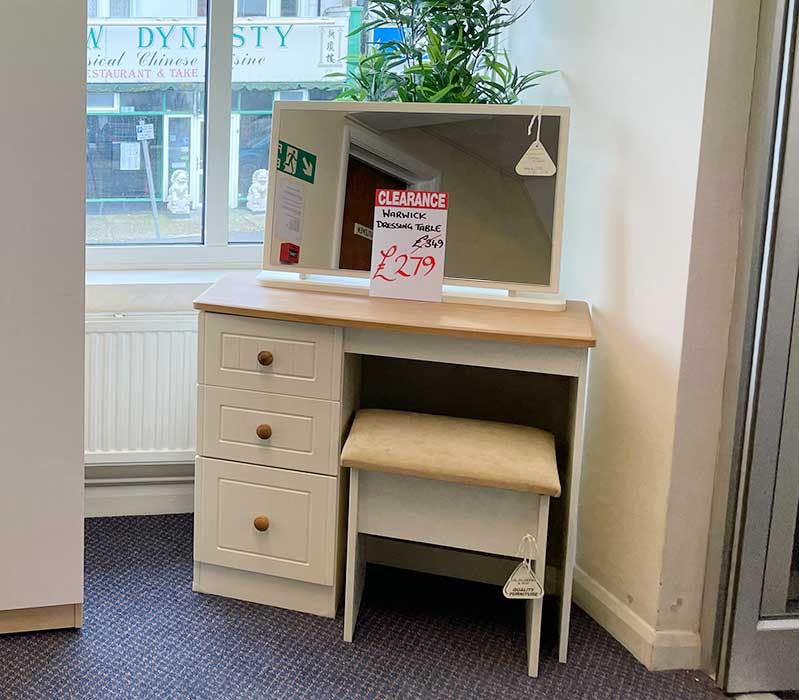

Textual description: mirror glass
[265,105,565,288]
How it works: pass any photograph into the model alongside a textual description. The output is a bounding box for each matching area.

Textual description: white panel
[196,457,337,585]
[204,313,341,399]
[0,0,85,612]
[357,470,542,558]
[201,385,337,475]
[85,312,198,464]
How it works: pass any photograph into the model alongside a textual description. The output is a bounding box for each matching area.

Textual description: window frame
[87,91,120,112]
[86,0,264,271]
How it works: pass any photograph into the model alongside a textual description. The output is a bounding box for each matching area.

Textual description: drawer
[203,313,340,400]
[200,386,338,476]
[195,457,336,584]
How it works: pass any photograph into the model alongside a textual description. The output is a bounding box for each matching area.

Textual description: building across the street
[86,0,358,240]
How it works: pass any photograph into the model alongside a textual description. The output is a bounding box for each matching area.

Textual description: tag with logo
[503,533,544,600]
[503,561,544,599]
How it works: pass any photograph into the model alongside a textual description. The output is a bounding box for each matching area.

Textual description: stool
[340,409,561,677]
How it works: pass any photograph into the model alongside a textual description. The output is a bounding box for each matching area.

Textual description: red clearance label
[374,189,449,210]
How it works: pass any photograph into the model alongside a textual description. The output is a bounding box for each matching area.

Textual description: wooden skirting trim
[0,603,83,634]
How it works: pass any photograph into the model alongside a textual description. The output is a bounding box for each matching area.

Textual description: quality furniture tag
[503,561,544,599]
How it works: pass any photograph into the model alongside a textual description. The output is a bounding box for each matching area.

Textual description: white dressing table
[192,271,594,662]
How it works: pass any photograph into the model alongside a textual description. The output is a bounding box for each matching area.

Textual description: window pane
[120,91,162,113]
[87,91,116,110]
[280,0,298,17]
[109,0,132,18]
[86,5,208,245]
[238,0,268,17]
[228,4,349,243]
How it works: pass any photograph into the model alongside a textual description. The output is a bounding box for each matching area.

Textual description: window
[280,0,298,17]
[87,92,118,111]
[237,0,267,16]
[86,0,356,269]
[87,0,134,17]
[109,0,132,17]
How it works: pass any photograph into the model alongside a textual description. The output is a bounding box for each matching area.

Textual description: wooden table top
[194,272,596,348]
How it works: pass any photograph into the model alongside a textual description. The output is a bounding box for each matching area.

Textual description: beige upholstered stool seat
[341,409,561,497]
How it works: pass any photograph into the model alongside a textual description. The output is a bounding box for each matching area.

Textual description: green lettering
[253,25,268,48]
[274,25,293,47]
[180,26,196,49]
[232,26,245,48]
[156,25,175,48]
[138,26,154,49]
[87,26,103,50]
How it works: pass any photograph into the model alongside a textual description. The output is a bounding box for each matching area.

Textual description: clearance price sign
[369,189,449,302]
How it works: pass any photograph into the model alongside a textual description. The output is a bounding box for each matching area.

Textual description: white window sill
[86,268,249,313]
[86,269,240,287]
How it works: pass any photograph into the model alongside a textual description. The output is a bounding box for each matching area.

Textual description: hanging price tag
[516,141,557,177]
[516,108,556,177]
[503,534,544,600]
[369,189,449,302]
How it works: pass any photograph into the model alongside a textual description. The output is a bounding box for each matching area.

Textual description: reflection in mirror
[266,105,566,288]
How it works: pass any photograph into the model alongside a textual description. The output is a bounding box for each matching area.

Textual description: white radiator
[85,312,198,465]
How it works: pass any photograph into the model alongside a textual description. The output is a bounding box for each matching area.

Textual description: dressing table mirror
[256,102,570,306]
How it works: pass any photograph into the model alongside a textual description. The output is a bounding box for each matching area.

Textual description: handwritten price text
[372,245,437,282]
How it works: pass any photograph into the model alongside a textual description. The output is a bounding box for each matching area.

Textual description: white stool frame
[343,468,552,678]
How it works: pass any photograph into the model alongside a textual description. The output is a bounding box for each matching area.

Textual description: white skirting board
[84,477,194,518]
[572,565,702,671]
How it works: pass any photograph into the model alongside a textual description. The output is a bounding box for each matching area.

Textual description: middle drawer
[200,385,338,476]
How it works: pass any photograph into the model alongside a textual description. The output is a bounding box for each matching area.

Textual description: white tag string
[516,533,537,569]
[517,107,556,177]
[526,105,544,143]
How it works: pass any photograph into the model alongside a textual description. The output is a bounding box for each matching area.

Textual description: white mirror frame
[258,101,570,302]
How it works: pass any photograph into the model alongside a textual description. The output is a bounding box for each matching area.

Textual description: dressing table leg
[525,496,550,678]
[559,357,589,663]
[343,468,365,642]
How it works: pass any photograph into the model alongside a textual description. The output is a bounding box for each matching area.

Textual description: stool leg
[344,469,366,642]
[525,496,550,678]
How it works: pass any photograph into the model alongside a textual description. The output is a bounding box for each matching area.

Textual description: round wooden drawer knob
[256,423,273,440]
[257,350,274,367]
[253,515,270,532]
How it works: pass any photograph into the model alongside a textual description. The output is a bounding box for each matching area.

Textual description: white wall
[0,0,85,611]
[507,0,756,668]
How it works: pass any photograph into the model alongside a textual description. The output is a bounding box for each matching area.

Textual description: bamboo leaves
[337,0,553,103]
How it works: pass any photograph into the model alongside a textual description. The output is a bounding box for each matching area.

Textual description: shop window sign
[87,19,347,84]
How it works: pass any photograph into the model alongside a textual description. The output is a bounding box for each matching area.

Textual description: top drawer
[202,313,340,400]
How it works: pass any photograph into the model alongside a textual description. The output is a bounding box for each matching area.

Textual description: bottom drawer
[195,457,337,585]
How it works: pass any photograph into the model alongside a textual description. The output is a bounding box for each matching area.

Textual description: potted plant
[334,0,554,103]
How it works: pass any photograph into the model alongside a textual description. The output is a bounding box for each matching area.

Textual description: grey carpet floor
[0,514,727,699]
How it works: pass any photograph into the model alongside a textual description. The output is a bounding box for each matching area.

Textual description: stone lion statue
[246,169,269,213]
[167,169,191,216]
